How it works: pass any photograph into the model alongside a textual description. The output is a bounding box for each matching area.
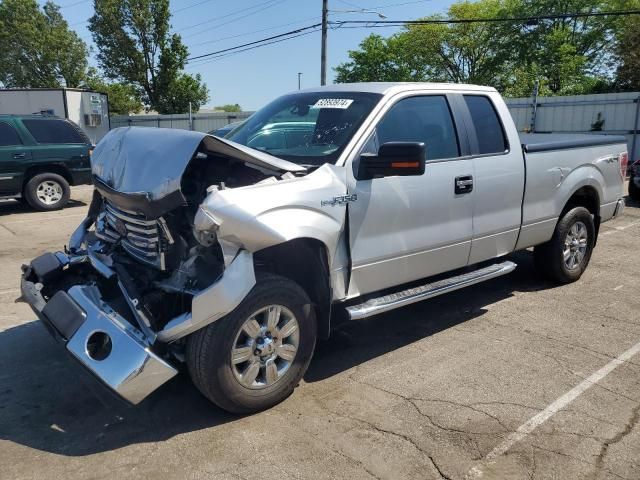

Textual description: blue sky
[51,0,453,110]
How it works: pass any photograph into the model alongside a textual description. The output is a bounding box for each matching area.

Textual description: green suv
[0,115,93,211]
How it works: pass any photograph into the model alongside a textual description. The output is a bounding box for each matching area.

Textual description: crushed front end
[21,249,179,404]
[20,127,304,404]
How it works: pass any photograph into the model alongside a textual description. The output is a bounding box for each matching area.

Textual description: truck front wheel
[187,273,317,413]
[534,206,595,283]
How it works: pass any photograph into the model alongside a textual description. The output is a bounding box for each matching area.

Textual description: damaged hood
[91,127,306,201]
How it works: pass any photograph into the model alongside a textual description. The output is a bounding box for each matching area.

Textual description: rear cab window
[463,95,508,155]
[22,118,89,145]
[0,122,23,147]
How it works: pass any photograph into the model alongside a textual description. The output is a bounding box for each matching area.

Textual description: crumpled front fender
[156,249,256,342]
[196,163,348,267]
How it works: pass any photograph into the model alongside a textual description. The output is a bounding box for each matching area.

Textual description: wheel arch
[254,237,333,340]
[560,184,601,244]
[23,164,73,190]
[561,185,600,217]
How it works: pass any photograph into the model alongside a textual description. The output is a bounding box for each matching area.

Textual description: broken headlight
[193,206,220,247]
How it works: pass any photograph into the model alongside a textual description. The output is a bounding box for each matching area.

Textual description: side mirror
[358,142,426,180]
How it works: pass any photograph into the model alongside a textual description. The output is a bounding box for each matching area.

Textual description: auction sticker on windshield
[312,98,354,109]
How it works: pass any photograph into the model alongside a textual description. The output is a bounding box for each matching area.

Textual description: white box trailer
[0,88,110,144]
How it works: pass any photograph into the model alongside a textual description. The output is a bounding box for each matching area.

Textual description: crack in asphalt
[481,315,640,374]
[353,379,508,437]
[452,325,590,380]
[347,378,640,480]
[593,402,640,479]
[531,445,629,480]
[287,398,385,480]
[0,223,16,235]
[312,393,453,480]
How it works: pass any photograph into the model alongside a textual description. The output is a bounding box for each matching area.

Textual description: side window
[22,119,85,144]
[463,95,508,155]
[0,122,23,147]
[376,96,460,161]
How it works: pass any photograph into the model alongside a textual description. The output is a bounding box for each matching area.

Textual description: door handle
[13,153,26,159]
[455,175,473,194]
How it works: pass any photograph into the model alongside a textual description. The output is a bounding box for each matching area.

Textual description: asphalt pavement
[0,185,639,480]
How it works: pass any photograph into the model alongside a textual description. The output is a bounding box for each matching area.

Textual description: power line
[178,0,285,36]
[68,0,284,30]
[59,0,89,8]
[187,29,320,67]
[335,0,431,10]
[187,23,321,62]
[183,9,640,70]
[330,9,640,26]
[188,15,319,50]
[173,0,216,15]
[336,0,362,8]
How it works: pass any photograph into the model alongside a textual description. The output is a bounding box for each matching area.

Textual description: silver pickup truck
[21,83,628,413]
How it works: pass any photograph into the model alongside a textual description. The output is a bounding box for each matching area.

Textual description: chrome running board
[346,261,517,320]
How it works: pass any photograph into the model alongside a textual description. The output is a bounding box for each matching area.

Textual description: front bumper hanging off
[21,251,178,405]
[21,246,256,405]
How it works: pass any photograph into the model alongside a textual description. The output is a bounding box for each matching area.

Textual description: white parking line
[465,339,640,479]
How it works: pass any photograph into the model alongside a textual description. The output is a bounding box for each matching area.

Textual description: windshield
[226,91,382,166]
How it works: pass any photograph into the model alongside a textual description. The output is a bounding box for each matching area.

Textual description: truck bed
[520,133,627,153]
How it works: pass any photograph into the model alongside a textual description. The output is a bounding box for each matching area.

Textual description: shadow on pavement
[0,250,553,456]
[305,250,553,383]
[0,325,235,457]
[625,193,639,209]
[0,199,87,216]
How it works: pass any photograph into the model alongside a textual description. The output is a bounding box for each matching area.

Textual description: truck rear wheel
[187,273,317,414]
[534,206,595,283]
[24,173,70,211]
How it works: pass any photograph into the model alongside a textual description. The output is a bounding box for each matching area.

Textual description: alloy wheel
[563,221,588,270]
[36,180,63,206]
[230,305,300,389]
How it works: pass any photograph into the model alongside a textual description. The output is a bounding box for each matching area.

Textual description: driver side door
[346,93,475,297]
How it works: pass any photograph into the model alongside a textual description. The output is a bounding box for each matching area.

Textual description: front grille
[96,201,166,269]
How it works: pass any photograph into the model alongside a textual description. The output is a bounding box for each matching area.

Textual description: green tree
[0,0,88,88]
[404,0,512,86]
[335,0,511,86]
[88,0,208,113]
[83,68,143,115]
[615,14,640,90]
[335,0,628,96]
[214,103,243,112]
[155,73,209,113]
[501,0,618,95]
[335,34,424,83]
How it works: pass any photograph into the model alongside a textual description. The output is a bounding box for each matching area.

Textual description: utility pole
[320,0,328,86]
[298,72,303,90]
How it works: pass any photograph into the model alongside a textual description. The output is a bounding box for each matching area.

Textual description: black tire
[533,206,595,284]
[187,273,317,414]
[629,177,640,201]
[24,173,70,211]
